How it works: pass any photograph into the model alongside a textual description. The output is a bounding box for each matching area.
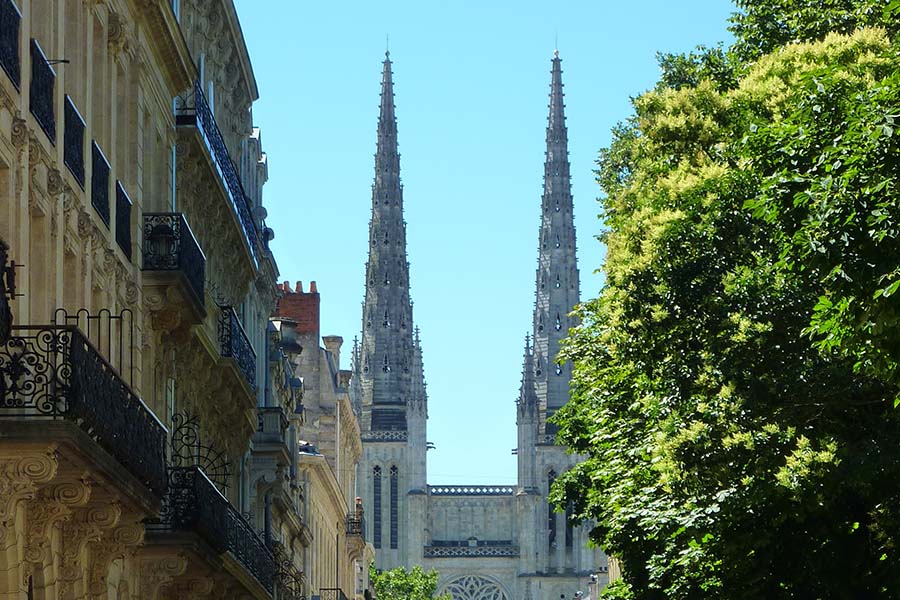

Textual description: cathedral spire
[352,54,424,435]
[532,50,580,426]
[518,334,538,415]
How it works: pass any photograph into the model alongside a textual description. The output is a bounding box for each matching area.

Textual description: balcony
[0,0,20,89]
[219,306,256,390]
[176,79,259,267]
[29,39,54,143]
[254,406,290,466]
[346,513,365,539]
[142,212,206,321]
[147,466,276,595]
[0,326,168,497]
[319,588,349,600]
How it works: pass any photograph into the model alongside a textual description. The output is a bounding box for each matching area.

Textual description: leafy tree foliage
[553,25,900,599]
[369,565,450,600]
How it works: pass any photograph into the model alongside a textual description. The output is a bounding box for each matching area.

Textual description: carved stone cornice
[139,554,190,600]
[0,451,58,527]
[87,512,145,598]
[23,479,93,565]
[58,502,123,600]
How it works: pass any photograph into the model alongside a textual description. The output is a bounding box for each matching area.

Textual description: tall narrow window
[548,470,557,550]
[565,501,574,548]
[372,466,382,549]
[390,465,399,549]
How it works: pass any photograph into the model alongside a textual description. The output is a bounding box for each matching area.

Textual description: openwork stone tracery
[443,576,509,600]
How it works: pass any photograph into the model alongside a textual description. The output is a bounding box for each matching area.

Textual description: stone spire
[532,50,580,431]
[353,52,424,434]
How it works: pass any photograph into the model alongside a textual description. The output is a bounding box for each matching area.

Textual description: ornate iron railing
[0,326,167,496]
[423,544,520,558]
[91,141,110,225]
[29,38,54,143]
[176,80,259,266]
[64,96,85,187]
[219,306,256,389]
[274,542,306,600]
[115,181,131,260]
[360,430,407,442]
[142,213,206,304]
[346,513,365,539]
[147,466,276,594]
[0,0,20,89]
[319,588,349,600]
[429,485,515,496]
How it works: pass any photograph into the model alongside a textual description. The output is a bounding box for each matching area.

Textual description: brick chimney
[274,280,320,338]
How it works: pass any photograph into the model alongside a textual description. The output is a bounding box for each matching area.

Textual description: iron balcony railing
[219,306,256,390]
[0,0,20,89]
[147,466,276,594]
[115,181,132,260]
[319,588,349,600]
[346,513,365,540]
[142,213,206,305]
[0,326,168,496]
[29,38,54,143]
[177,79,259,267]
[64,96,85,187]
[91,140,110,225]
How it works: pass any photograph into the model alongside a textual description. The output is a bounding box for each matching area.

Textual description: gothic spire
[518,334,538,415]
[532,50,580,424]
[352,53,424,434]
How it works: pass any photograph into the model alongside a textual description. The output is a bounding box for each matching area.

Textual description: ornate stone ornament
[443,576,509,600]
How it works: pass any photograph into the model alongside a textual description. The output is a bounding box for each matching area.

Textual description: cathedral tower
[516,50,596,583]
[531,49,580,430]
[353,52,428,570]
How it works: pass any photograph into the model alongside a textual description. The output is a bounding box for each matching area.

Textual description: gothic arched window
[373,466,382,549]
[443,576,509,600]
[389,465,399,549]
[548,469,557,550]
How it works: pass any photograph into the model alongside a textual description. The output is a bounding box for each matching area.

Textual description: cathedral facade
[351,51,608,600]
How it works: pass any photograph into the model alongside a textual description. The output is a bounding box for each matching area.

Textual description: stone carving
[443,576,509,600]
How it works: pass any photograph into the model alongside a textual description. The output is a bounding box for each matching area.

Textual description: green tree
[552,24,900,600]
[369,565,450,600]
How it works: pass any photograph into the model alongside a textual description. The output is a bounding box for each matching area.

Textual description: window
[565,501,574,548]
[548,470,557,549]
[373,466,382,549]
[390,465,399,549]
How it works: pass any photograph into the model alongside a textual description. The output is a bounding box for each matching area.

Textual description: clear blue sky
[234,0,736,485]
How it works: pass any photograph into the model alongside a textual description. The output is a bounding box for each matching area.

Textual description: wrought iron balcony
[319,588,349,600]
[29,39,54,143]
[0,0,20,89]
[0,326,168,496]
[346,513,365,539]
[147,466,276,594]
[219,306,256,390]
[177,79,259,266]
[64,96,85,187]
[115,181,132,261]
[142,213,206,306]
[91,141,110,225]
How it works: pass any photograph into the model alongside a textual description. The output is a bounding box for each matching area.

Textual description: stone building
[273,281,376,600]
[0,1,306,598]
[353,52,608,599]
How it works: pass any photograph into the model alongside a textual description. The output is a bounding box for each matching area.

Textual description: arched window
[548,469,557,549]
[373,466,382,549]
[390,465,399,549]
